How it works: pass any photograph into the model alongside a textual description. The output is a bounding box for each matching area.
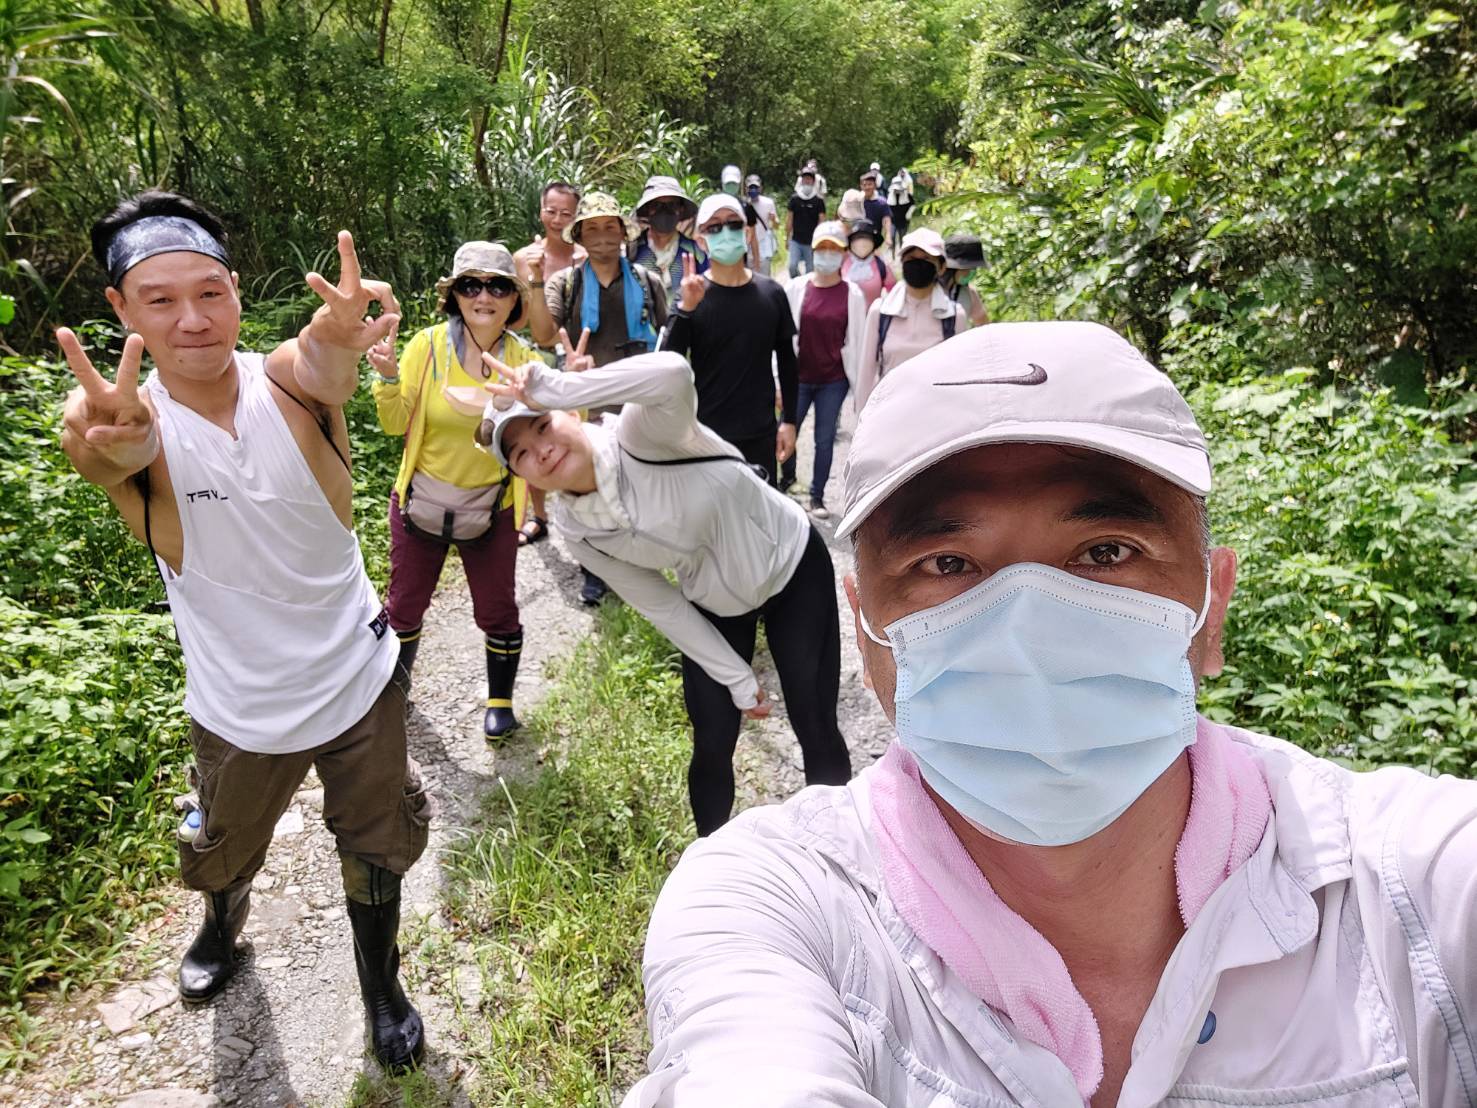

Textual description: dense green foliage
[944,0,1476,396]
[1194,373,1476,770]
[1,0,974,344]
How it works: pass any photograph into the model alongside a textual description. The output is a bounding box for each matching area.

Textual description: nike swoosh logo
[936,363,1048,387]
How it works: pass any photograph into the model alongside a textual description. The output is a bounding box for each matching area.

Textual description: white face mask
[797,184,817,200]
[813,250,844,274]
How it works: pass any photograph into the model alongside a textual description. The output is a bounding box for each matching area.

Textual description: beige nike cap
[835,321,1212,540]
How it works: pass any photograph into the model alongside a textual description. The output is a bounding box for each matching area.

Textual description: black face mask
[902,258,938,290]
[648,210,679,234]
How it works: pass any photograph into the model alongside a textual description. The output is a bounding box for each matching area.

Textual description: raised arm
[621,830,884,1107]
[572,544,761,711]
[268,230,400,409]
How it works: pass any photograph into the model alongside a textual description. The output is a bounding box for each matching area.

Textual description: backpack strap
[264,369,351,473]
[942,312,958,341]
[876,313,893,373]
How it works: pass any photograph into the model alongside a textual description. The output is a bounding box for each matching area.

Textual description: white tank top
[145,353,395,754]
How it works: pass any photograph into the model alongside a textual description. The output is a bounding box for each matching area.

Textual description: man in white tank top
[58,191,431,1073]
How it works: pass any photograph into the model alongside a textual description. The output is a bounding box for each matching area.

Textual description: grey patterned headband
[105,215,231,286]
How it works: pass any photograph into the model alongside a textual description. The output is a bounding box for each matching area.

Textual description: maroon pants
[386,491,520,637]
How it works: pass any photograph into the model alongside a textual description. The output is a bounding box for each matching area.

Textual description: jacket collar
[879,280,955,319]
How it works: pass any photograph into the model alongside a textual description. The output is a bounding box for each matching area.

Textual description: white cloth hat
[811,220,848,250]
[696,193,745,227]
[898,227,946,259]
[720,164,742,185]
[836,321,1212,539]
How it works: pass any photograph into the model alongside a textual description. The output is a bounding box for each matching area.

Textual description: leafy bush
[0,600,187,1054]
[1192,372,1477,770]
[948,0,1477,392]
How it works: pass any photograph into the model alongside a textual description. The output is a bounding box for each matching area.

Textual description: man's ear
[842,572,874,691]
[103,286,128,330]
[1197,546,1238,679]
[232,270,241,296]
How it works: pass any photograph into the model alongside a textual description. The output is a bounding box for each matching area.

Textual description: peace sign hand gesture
[303,230,401,354]
[679,252,706,312]
[480,351,540,410]
[557,326,594,373]
[58,328,159,476]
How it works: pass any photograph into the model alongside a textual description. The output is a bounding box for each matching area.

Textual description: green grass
[358,603,695,1107]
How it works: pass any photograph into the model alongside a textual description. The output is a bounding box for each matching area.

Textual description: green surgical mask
[706,227,748,265]
[723,181,740,196]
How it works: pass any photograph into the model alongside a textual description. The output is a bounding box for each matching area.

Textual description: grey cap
[836,321,1212,540]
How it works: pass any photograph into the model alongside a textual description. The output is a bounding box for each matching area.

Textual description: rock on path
[3,400,890,1107]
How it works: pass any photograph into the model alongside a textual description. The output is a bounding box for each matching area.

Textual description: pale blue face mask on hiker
[861,562,1212,847]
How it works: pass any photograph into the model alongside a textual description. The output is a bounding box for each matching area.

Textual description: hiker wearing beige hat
[855,226,966,408]
[540,190,669,604]
[628,175,708,300]
[367,240,540,739]
[624,320,1477,1108]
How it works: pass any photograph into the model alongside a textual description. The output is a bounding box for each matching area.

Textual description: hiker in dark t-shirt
[787,168,827,277]
[664,194,798,485]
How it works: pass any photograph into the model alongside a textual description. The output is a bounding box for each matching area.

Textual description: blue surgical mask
[706,227,748,265]
[862,562,1211,847]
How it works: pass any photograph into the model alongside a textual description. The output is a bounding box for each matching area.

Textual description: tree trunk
[244,0,265,33]
[377,0,392,63]
[491,0,513,76]
[472,106,493,195]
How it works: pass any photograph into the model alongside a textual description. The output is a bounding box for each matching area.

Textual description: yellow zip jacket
[372,321,538,507]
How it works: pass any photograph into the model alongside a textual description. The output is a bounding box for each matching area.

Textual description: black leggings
[680,526,852,835]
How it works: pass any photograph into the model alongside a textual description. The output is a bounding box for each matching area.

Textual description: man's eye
[1076,542,1133,566]
[924,554,971,576]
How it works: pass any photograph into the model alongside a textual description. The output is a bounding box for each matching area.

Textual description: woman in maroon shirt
[781,221,868,517]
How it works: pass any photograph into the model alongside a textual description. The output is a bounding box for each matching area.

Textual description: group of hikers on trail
[58,164,1477,1106]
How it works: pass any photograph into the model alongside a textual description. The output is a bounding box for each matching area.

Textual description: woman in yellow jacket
[366,241,538,737]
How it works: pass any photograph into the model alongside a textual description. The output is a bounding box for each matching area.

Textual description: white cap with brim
[696,193,745,227]
[835,321,1212,540]
[480,398,540,469]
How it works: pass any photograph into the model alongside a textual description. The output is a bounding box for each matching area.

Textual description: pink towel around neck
[870,716,1272,1103]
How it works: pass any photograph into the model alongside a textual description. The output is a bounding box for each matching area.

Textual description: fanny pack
[402,470,505,543]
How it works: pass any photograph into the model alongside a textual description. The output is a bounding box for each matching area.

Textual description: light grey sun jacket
[527,352,811,710]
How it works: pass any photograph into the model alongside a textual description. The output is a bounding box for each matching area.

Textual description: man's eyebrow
[1060,492,1165,525]
[876,511,975,557]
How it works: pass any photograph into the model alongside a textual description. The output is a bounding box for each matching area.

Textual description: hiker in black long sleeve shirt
[663,193,798,485]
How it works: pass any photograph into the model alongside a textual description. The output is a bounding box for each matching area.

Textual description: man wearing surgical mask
[663,194,798,485]
[629,175,707,301]
[624,321,1477,1108]
[786,168,827,278]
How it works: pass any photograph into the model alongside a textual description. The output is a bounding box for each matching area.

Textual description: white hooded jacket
[623,725,1477,1107]
[525,353,811,710]
[783,273,868,391]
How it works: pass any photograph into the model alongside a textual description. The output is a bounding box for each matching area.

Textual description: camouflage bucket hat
[434,241,529,330]
[563,191,640,244]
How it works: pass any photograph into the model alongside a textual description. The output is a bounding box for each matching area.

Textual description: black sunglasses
[702,219,746,235]
[453,276,517,299]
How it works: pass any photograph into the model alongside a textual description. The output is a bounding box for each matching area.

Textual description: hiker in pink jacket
[624,321,1477,1107]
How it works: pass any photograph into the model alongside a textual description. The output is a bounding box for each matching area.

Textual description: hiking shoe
[809,498,831,520]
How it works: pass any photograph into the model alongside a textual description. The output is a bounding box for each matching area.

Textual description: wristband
[375,371,399,386]
[530,280,545,288]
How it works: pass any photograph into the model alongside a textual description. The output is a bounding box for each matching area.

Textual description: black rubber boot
[345,865,424,1074]
[392,628,421,695]
[179,879,251,1003]
[484,630,522,738]
[579,569,609,606]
